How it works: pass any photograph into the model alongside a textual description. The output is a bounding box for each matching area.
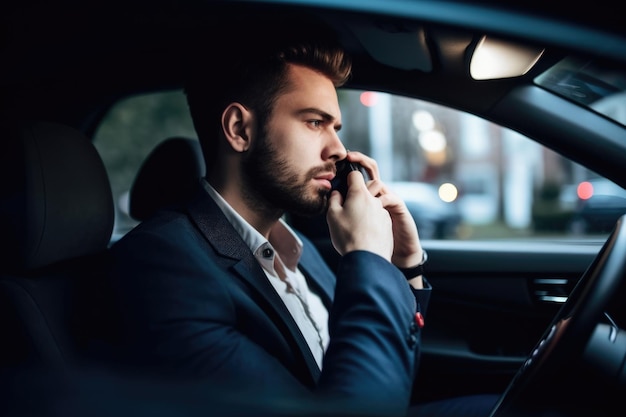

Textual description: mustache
[309,162,339,178]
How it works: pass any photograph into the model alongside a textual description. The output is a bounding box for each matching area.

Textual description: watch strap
[398,249,428,280]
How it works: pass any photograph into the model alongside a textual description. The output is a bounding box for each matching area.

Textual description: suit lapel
[186,189,322,383]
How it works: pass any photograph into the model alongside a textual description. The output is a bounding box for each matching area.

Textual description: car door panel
[411,241,602,401]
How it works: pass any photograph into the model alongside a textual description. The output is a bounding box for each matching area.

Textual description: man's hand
[326,169,394,261]
[340,152,425,272]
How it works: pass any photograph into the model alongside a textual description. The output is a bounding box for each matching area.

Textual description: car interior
[1,1,625,416]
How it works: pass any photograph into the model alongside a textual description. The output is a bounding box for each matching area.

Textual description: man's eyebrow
[299,108,342,131]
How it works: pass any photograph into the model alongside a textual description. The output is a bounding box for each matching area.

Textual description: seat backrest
[129,136,205,221]
[0,120,115,371]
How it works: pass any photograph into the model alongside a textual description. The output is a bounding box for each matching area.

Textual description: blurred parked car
[388,182,462,239]
[561,178,626,234]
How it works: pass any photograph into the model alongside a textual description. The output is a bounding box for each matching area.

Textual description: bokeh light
[412,110,435,131]
[577,181,594,200]
[360,91,378,107]
[438,182,458,202]
[418,130,447,153]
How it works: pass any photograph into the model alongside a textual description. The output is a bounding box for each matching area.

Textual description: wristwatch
[398,249,428,280]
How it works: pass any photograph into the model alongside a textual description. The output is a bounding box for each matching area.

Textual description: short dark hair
[185,11,352,168]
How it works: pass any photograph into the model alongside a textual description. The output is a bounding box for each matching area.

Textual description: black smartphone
[330,159,370,198]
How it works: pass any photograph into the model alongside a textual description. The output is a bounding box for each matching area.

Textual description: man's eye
[309,120,322,128]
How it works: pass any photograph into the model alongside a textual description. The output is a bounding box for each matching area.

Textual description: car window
[93,91,197,239]
[94,89,626,242]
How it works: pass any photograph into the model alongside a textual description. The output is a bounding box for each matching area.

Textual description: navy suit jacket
[108,189,431,414]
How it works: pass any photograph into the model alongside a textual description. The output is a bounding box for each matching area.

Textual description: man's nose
[324,130,347,161]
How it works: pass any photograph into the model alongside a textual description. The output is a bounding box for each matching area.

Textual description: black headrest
[129,136,205,221]
[0,121,114,271]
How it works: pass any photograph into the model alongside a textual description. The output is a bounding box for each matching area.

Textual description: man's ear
[221,102,255,152]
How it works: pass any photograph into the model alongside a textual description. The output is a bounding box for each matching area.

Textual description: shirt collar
[202,179,303,271]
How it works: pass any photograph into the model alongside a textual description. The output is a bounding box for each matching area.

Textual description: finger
[346,151,380,180]
[346,169,367,193]
[366,178,386,197]
[378,192,405,210]
[364,177,394,199]
[328,189,343,209]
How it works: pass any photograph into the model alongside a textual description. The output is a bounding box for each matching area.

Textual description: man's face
[241,64,346,217]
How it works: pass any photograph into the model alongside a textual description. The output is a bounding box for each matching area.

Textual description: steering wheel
[490,215,626,417]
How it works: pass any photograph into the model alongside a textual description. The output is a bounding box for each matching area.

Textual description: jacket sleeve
[318,250,423,416]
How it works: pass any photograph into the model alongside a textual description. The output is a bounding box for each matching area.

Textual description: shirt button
[262,248,274,258]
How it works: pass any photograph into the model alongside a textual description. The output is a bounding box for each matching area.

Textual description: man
[108,12,496,417]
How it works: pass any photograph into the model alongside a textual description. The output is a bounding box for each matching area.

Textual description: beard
[241,132,334,218]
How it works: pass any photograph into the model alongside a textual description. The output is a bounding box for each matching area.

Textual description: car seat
[128,136,205,221]
[0,120,115,372]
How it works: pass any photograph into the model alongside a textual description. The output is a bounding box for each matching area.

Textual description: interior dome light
[470,35,544,80]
